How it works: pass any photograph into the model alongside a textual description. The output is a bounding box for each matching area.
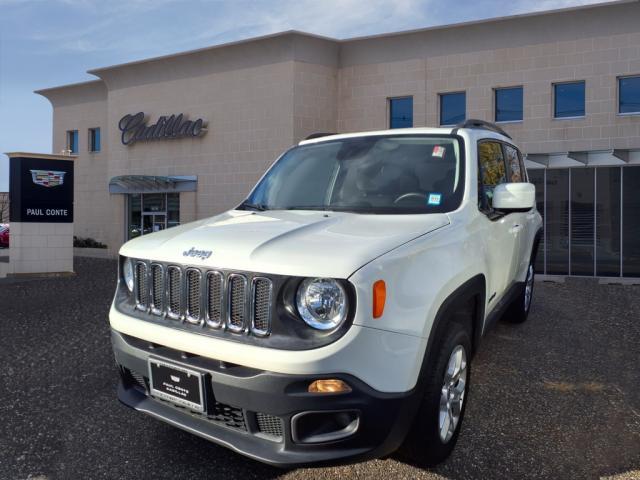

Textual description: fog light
[308,379,351,394]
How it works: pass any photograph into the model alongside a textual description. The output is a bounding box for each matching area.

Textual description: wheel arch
[424,274,486,365]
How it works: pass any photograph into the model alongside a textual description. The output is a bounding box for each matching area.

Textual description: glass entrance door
[143,213,167,235]
[127,193,180,240]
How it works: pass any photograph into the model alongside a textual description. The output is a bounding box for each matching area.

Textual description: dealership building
[35,0,640,278]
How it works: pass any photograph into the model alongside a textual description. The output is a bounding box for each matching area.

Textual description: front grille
[208,402,246,430]
[251,278,273,336]
[185,269,201,324]
[131,262,272,337]
[167,266,182,319]
[135,262,148,309]
[255,412,283,441]
[150,264,164,315]
[206,271,223,328]
[124,367,148,393]
[228,274,247,333]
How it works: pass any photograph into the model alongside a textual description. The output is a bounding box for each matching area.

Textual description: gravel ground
[0,257,638,480]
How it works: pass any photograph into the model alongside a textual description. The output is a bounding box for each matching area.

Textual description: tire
[504,259,535,324]
[399,321,472,467]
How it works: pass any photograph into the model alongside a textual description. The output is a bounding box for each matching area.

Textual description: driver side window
[478,141,507,211]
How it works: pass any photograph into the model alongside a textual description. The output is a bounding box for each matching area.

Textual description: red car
[0,225,9,248]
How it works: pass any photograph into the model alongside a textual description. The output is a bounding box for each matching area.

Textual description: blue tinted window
[90,128,101,152]
[440,92,466,125]
[554,82,585,118]
[68,130,78,153]
[619,76,640,114]
[495,87,523,122]
[389,97,413,128]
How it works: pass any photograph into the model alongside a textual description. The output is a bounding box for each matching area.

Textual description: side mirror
[492,183,535,211]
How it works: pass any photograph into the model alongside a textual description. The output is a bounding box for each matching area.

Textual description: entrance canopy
[108,175,197,194]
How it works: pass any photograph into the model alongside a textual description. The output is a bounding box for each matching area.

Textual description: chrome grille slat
[227,274,247,333]
[150,264,164,315]
[206,271,224,328]
[251,277,273,336]
[167,266,182,319]
[185,268,202,324]
[134,261,148,310]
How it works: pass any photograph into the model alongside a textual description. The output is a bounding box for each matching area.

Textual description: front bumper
[112,329,420,467]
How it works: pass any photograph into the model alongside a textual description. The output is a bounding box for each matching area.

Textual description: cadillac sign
[118,112,207,146]
[30,170,66,188]
[9,156,74,223]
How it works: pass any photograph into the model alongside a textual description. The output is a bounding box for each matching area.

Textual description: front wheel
[399,322,471,466]
[504,261,535,323]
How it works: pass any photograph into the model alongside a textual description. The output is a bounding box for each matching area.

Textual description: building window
[67,130,78,153]
[89,128,101,152]
[553,81,585,118]
[619,75,640,114]
[440,92,466,126]
[389,97,413,128]
[495,87,523,122]
[127,193,180,240]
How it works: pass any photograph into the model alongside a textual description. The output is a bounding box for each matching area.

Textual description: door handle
[509,224,523,234]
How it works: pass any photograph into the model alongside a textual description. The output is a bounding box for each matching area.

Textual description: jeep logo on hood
[183,247,212,260]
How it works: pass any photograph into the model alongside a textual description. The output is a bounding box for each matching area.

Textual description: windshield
[244,135,464,214]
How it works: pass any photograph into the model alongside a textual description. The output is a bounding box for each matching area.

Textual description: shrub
[73,236,108,249]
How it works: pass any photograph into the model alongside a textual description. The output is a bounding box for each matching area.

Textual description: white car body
[110,124,542,466]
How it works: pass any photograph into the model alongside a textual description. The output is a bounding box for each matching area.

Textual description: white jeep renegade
[110,120,542,467]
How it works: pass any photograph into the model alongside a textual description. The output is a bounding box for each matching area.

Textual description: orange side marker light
[373,280,386,319]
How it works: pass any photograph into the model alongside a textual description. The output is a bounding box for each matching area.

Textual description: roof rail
[304,132,338,140]
[456,119,512,139]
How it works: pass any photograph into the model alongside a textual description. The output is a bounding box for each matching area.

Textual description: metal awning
[525,149,640,169]
[108,175,197,194]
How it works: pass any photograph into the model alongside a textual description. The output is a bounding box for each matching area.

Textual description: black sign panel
[9,156,74,223]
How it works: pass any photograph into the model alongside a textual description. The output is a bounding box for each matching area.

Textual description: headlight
[123,257,134,293]
[296,278,348,330]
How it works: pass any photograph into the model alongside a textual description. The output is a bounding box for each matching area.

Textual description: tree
[0,193,8,224]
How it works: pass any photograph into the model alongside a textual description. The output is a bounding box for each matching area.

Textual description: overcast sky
[0,0,615,191]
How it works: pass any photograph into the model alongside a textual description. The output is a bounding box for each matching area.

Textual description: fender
[423,274,486,366]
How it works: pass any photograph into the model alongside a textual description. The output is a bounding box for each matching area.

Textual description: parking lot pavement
[0,257,638,480]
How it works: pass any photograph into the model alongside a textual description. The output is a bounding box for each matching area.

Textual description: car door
[477,140,521,306]
[503,143,533,281]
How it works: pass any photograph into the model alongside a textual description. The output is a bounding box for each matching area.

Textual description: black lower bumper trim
[112,329,420,467]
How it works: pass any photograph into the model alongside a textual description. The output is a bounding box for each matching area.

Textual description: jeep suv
[110,120,542,467]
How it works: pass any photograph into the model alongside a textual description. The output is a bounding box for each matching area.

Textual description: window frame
[552,80,586,120]
[494,86,524,124]
[477,138,527,218]
[88,127,101,153]
[439,91,466,126]
[66,130,78,154]
[388,96,414,129]
[617,74,640,116]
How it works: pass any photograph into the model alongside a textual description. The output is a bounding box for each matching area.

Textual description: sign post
[2,153,76,277]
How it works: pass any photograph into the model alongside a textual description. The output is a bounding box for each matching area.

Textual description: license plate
[148,358,205,412]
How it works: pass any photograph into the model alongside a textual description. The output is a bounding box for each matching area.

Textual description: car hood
[120,209,449,278]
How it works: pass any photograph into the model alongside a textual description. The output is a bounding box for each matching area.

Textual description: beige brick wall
[293,61,338,141]
[43,82,111,250]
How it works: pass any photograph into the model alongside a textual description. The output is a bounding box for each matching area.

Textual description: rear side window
[504,144,524,183]
[478,141,507,210]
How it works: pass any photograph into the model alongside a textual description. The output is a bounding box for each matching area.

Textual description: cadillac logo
[30,170,66,188]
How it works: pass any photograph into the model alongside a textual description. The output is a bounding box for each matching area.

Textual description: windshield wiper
[285,206,329,211]
[238,201,269,211]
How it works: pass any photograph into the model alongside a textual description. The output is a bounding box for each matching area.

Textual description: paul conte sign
[118,112,207,146]
[9,156,74,223]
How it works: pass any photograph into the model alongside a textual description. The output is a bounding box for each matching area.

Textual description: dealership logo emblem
[183,247,212,260]
[30,170,66,188]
